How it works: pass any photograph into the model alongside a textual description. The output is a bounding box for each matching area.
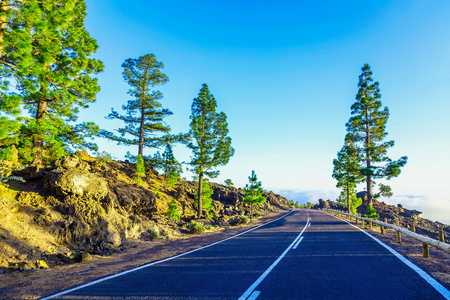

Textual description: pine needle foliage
[345,64,407,206]
[194,178,213,213]
[332,140,364,214]
[133,154,145,186]
[1,0,104,165]
[166,199,181,221]
[188,84,234,218]
[243,170,266,223]
[100,54,171,158]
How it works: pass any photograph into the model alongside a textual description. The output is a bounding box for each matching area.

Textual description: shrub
[186,222,205,234]
[96,151,112,166]
[150,230,159,240]
[166,199,181,221]
[364,205,379,220]
[229,216,249,226]
[254,211,261,217]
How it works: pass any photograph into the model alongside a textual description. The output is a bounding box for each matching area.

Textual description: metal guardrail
[322,208,450,258]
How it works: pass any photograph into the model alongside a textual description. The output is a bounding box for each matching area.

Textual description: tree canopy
[1,0,104,165]
[100,54,171,157]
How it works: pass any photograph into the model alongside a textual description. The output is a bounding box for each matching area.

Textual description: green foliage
[243,170,266,223]
[186,222,205,234]
[100,54,172,157]
[150,230,159,240]
[188,84,234,218]
[376,183,393,198]
[1,0,104,165]
[166,172,179,188]
[166,199,181,221]
[194,178,213,212]
[297,202,313,209]
[224,179,234,187]
[345,64,407,204]
[96,151,113,167]
[364,205,379,220]
[134,154,145,186]
[333,140,364,214]
[229,216,249,226]
[154,182,162,198]
[161,144,182,178]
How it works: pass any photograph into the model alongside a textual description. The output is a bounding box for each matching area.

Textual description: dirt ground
[0,209,449,299]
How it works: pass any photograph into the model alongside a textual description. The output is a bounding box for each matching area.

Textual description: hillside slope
[0,153,290,274]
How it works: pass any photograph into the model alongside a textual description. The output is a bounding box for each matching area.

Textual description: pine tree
[224,179,234,188]
[332,141,364,214]
[161,143,182,179]
[188,84,234,218]
[243,170,266,223]
[346,64,407,206]
[100,54,171,158]
[1,0,104,165]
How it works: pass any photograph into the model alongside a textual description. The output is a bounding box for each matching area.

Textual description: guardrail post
[422,242,429,258]
[368,220,373,230]
[410,221,415,233]
[439,228,445,242]
[380,223,385,235]
[362,219,365,226]
[396,219,401,243]
[355,215,358,224]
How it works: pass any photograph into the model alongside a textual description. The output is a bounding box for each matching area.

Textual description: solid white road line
[41,211,294,300]
[238,219,310,300]
[293,236,304,249]
[247,290,261,300]
[327,212,450,300]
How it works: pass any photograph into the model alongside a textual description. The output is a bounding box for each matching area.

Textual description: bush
[166,199,181,221]
[229,216,249,226]
[150,230,159,240]
[364,205,379,220]
[254,211,261,217]
[186,223,205,234]
[96,151,112,166]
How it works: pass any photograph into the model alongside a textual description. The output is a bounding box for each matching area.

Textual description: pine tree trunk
[0,1,7,58]
[365,100,373,207]
[32,100,47,166]
[138,104,145,156]
[346,183,350,214]
[250,203,254,223]
[197,171,203,218]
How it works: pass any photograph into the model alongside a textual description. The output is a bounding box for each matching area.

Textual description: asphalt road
[43,210,450,300]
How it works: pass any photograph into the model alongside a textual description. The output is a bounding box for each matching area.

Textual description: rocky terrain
[315,195,449,243]
[0,152,290,275]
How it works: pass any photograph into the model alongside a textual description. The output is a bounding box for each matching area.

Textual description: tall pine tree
[188,84,234,218]
[100,54,172,158]
[1,0,104,165]
[346,64,407,206]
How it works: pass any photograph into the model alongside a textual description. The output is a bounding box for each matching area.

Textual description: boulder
[45,170,108,201]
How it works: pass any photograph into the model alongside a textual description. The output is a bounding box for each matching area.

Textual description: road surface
[42,210,450,299]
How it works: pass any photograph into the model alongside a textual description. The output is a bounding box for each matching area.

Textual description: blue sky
[80,1,450,223]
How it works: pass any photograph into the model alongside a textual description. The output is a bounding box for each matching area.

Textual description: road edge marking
[40,211,294,300]
[326,212,450,300]
[238,218,310,300]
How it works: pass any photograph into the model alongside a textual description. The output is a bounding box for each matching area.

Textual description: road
[43,210,450,299]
